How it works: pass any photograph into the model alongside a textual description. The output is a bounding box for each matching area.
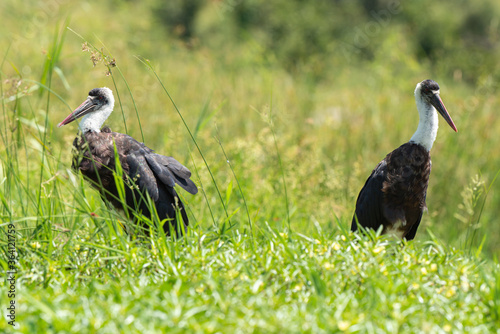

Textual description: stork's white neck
[409,92,439,151]
[78,100,114,133]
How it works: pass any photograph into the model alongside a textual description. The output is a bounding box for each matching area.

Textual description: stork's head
[414,79,457,132]
[58,87,115,132]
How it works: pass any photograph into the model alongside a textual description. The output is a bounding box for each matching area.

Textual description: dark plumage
[351,143,431,240]
[351,80,457,240]
[59,87,197,236]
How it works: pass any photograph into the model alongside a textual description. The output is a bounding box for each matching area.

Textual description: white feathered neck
[409,83,439,151]
[78,89,115,133]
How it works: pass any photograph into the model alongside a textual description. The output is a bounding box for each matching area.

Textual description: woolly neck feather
[409,83,439,151]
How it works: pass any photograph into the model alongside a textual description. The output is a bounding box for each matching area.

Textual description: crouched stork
[351,80,457,240]
[59,87,198,236]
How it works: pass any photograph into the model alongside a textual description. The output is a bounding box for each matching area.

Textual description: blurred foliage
[1,4,500,332]
[152,0,500,82]
[153,0,203,41]
[1,0,499,255]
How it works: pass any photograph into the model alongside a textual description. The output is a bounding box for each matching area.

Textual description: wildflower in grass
[323,262,334,270]
[445,287,456,298]
[30,242,41,249]
[338,321,350,331]
[227,269,238,279]
[461,280,470,292]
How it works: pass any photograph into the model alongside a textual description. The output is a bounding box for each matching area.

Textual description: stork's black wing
[351,160,389,232]
[145,154,198,195]
[351,143,431,239]
[403,211,422,241]
[126,151,160,200]
[403,192,426,241]
[111,132,197,234]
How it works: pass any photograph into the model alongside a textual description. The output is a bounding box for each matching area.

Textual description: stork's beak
[58,97,97,127]
[430,93,458,132]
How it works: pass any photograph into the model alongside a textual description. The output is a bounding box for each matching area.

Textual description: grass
[4,231,500,333]
[1,0,500,332]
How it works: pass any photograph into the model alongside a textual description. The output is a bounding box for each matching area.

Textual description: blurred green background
[1,0,500,256]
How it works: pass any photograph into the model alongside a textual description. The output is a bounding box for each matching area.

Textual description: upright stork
[59,87,198,236]
[351,79,457,240]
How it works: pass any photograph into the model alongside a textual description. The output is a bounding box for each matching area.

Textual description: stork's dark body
[351,143,431,240]
[73,126,197,235]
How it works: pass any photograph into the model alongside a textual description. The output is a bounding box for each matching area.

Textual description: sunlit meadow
[1,0,500,332]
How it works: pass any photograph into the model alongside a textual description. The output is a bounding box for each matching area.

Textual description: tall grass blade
[214,127,254,244]
[268,95,290,232]
[135,56,230,227]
